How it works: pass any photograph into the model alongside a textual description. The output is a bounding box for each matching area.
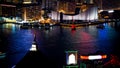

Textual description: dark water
[0,23,120,68]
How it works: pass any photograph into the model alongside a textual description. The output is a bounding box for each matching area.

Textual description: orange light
[102,55,107,59]
[80,56,88,60]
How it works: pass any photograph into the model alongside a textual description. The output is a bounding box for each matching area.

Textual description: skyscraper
[0,4,16,17]
[57,0,77,14]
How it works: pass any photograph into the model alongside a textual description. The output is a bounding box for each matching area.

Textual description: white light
[68,54,76,65]
[30,44,37,51]
[88,55,102,60]
[23,2,32,4]
[108,10,114,13]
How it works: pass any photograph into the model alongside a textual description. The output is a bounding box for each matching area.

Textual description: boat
[0,52,6,59]
[30,41,37,51]
[30,35,38,51]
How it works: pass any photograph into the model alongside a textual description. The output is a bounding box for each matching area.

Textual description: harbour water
[0,22,120,68]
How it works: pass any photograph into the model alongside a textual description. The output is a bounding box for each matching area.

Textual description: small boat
[0,52,6,59]
[30,35,38,51]
[30,41,37,51]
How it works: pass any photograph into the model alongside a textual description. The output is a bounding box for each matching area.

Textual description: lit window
[68,54,76,65]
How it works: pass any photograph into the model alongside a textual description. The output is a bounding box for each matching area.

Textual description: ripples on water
[0,23,120,68]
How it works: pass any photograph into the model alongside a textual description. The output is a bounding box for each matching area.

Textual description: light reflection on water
[0,22,120,68]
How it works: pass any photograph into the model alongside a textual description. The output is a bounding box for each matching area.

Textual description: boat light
[80,55,107,60]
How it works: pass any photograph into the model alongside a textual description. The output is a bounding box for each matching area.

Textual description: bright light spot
[23,2,31,4]
[30,44,37,51]
[68,54,76,65]
[108,10,114,13]
[88,55,102,60]
[3,17,16,22]
[80,55,107,60]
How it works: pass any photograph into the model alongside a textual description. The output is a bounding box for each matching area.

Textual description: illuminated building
[0,0,41,20]
[57,0,77,14]
[41,0,57,18]
[22,5,41,21]
[50,0,98,22]
[0,4,16,17]
[81,0,94,4]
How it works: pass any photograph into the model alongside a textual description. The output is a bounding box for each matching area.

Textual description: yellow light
[23,2,31,4]
[59,10,65,13]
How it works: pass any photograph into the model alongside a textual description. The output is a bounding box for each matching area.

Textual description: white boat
[30,35,38,51]
[30,41,37,51]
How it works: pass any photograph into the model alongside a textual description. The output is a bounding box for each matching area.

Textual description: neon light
[102,55,107,59]
[80,55,107,60]
[88,55,102,60]
[80,56,88,60]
